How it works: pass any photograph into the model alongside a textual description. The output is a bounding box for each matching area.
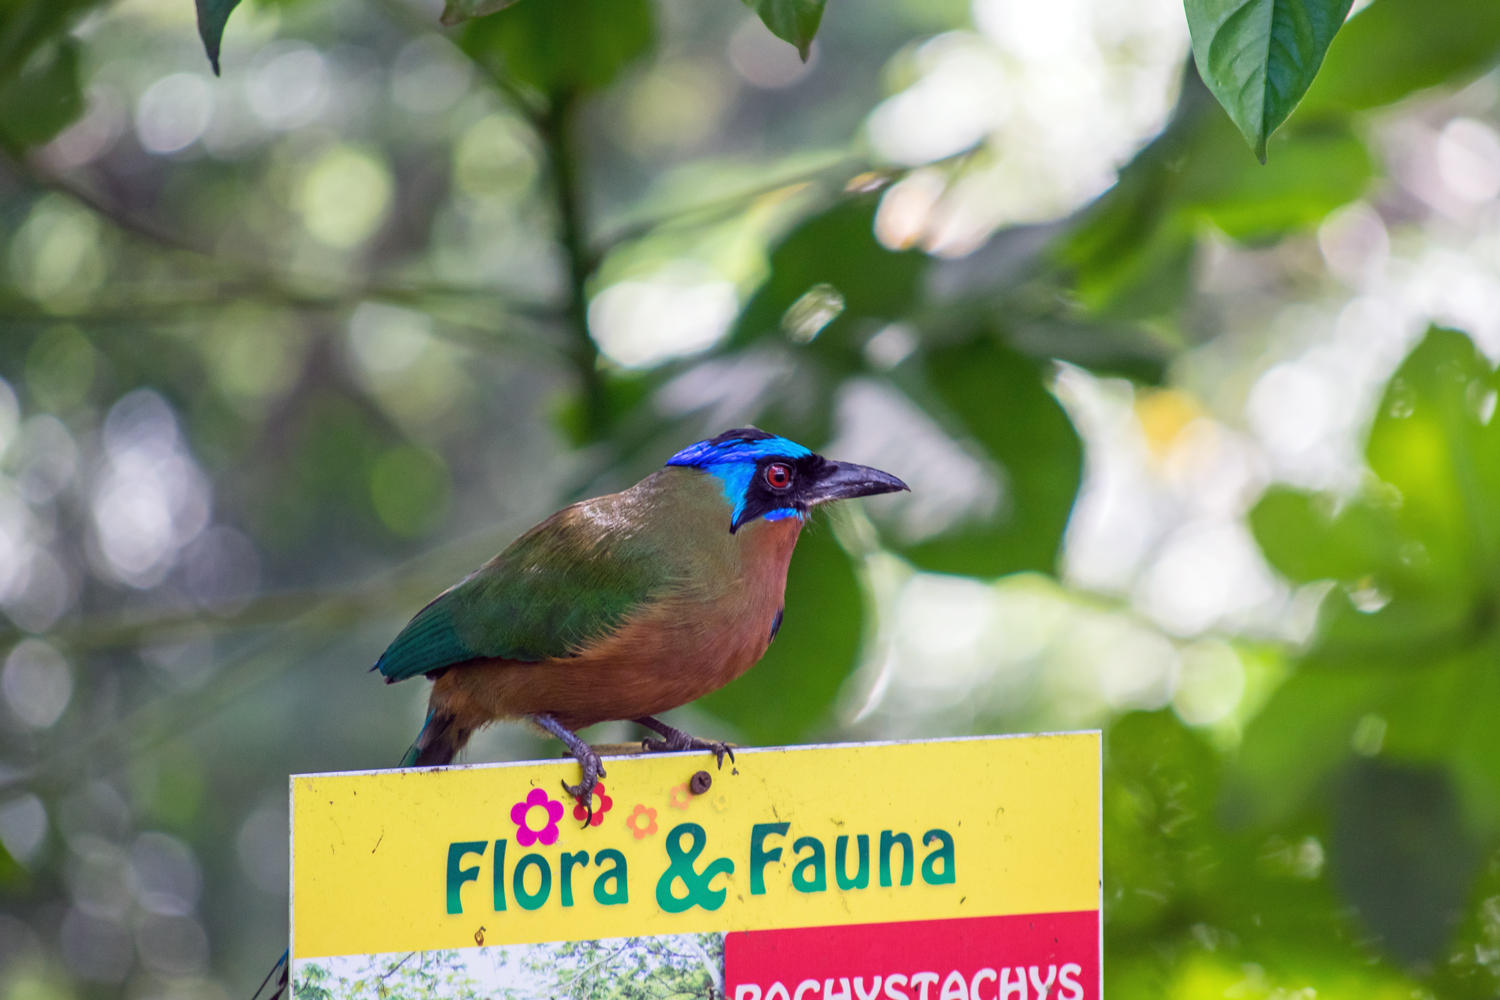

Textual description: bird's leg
[635,716,736,769]
[531,713,606,825]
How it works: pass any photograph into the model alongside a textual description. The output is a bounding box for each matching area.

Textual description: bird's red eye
[765,463,792,489]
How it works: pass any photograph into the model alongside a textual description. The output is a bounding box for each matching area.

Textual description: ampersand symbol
[655,822,734,913]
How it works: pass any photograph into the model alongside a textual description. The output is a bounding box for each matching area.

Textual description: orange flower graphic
[625,803,658,839]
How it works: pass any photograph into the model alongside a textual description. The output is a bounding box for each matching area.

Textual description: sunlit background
[1,0,1499,994]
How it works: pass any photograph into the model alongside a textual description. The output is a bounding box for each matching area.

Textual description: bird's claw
[562,779,594,827]
[640,731,735,769]
[559,754,605,828]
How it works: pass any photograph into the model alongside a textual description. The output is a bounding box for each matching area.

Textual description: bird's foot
[531,713,607,827]
[635,716,736,769]
[559,747,606,824]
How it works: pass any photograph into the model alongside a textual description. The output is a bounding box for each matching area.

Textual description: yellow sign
[291,733,1100,1000]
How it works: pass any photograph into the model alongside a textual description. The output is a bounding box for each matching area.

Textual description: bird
[374,427,908,815]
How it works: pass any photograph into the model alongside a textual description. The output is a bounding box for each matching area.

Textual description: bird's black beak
[803,460,910,506]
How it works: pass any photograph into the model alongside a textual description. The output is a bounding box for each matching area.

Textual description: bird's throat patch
[288,733,1101,998]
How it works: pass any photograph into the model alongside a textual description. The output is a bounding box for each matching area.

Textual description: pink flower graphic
[510,788,564,846]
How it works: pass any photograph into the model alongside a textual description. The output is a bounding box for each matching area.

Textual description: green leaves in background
[730,199,926,354]
[1060,68,1371,325]
[0,38,82,152]
[1104,711,1415,997]
[460,0,653,94]
[1298,0,1500,116]
[741,0,826,61]
[898,336,1081,577]
[194,0,242,75]
[1185,0,1353,162]
[698,521,863,745]
[1240,329,1500,840]
[0,0,98,149]
[725,198,1082,578]
[443,0,824,63]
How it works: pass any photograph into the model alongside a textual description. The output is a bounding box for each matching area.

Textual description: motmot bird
[374,428,908,813]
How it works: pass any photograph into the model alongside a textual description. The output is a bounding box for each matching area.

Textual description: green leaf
[194,0,243,75]
[1228,668,1394,826]
[1249,487,1401,586]
[1299,0,1500,115]
[460,0,653,94]
[1433,840,1500,995]
[730,198,927,354]
[1058,70,1370,324]
[1185,0,1354,161]
[741,0,826,61]
[0,38,82,151]
[1236,329,1500,843]
[1364,328,1500,582]
[895,337,1082,578]
[1448,655,1500,832]
[440,0,524,27]
[0,837,25,888]
[1105,712,1224,930]
[697,519,863,745]
[1179,114,1373,241]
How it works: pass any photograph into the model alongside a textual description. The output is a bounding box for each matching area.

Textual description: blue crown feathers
[665,428,812,469]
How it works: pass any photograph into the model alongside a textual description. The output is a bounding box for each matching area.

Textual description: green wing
[375,497,672,682]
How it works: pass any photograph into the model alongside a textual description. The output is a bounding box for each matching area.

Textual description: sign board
[290,732,1100,1000]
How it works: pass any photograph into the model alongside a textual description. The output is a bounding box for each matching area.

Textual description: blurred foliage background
[0,0,1499,996]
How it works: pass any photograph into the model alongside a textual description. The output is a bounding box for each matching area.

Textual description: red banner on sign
[725,911,1098,1000]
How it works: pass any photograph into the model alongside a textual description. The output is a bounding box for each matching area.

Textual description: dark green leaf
[895,337,1082,577]
[195,0,243,75]
[460,0,653,94]
[1299,0,1500,115]
[1331,761,1479,963]
[0,38,82,151]
[741,0,826,61]
[1185,0,1354,161]
[0,0,100,82]
[697,520,862,745]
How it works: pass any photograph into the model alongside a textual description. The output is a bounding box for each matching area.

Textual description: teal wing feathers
[375,493,675,682]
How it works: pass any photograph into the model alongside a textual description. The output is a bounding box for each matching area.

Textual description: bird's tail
[401,708,471,767]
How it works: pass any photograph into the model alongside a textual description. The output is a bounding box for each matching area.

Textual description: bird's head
[667,428,909,533]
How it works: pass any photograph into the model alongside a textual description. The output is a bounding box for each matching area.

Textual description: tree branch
[2,154,566,341]
[537,88,610,441]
